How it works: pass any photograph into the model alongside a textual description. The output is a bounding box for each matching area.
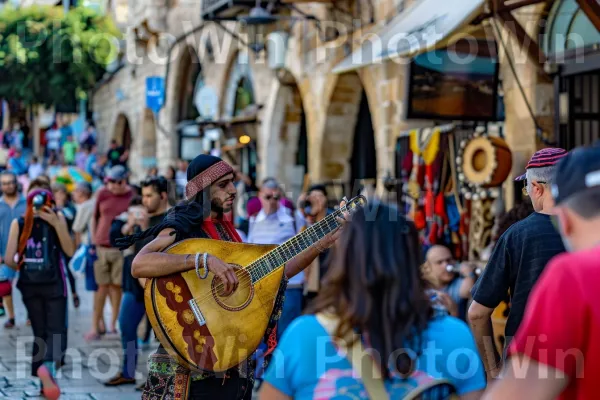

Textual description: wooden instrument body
[144,238,284,373]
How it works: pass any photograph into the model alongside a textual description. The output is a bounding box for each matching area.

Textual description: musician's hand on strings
[206,255,239,296]
[321,198,350,249]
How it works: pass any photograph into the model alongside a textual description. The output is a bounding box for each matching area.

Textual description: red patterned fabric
[185,161,233,199]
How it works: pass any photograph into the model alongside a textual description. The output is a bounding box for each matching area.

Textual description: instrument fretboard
[247,208,345,283]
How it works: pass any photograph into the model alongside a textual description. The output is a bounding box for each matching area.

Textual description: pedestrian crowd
[0,135,598,400]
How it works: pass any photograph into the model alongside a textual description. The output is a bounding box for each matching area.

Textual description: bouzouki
[144,195,367,373]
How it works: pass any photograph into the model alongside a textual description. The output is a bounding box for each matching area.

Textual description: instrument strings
[189,202,355,306]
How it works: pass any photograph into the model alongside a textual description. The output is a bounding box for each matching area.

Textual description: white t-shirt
[247,206,303,286]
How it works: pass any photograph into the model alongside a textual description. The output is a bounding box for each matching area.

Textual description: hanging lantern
[239,7,277,53]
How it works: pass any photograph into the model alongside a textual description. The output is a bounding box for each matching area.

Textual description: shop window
[233,77,255,116]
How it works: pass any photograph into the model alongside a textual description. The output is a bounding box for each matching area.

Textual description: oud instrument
[144,195,367,373]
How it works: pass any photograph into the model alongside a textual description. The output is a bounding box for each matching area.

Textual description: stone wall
[93,0,550,202]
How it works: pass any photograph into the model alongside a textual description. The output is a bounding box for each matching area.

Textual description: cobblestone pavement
[0,278,152,399]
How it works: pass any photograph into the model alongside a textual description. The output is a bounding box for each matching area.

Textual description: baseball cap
[75,181,93,194]
[105,165,128,182]
[514,147,569,181]
[552,146,600,205]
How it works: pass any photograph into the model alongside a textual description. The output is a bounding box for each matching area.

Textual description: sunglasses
[108,179,124,185]
[263,194,280,201]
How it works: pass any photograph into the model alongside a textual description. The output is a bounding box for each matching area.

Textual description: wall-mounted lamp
[239,6,278,54]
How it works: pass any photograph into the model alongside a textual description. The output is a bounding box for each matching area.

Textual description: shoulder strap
[315,312,389,400]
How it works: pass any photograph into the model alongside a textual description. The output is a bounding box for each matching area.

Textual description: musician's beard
[211,197,234,215]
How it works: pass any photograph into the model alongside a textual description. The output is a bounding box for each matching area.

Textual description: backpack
[18,217,62,285]
[315,312,459,400]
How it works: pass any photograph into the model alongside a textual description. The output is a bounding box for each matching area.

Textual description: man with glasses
[86,165,133,341]
[468,148,568,381]
[247,178,302,338]
[0,171,26,327]
[485,144,600,399]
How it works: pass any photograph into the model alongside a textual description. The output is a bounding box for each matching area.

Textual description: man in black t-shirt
[468,148,568,381]
[106,139,128,168]
[104,176,169,387]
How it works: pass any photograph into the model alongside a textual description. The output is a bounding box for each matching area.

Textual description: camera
[32,192,48,211]
[299,199,313,216]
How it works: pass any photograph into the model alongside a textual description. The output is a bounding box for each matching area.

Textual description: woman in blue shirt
[260,203,486,399]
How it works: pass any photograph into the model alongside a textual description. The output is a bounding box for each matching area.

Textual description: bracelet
[195,253,202,279]
[201,253,209,279]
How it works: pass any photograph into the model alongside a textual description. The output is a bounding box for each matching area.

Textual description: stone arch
[221,51,255,119]
[112,113,132,150]
[140,109,158,169]
[176,45,202,122]
[260,71,308,199]
[320,72,377,197]
[220,51,258,184]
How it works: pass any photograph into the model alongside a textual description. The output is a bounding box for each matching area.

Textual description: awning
[332,0,487,74]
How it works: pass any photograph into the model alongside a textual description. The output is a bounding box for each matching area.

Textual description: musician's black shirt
[471,212,566,353]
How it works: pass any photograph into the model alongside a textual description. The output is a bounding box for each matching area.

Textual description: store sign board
[146,76,165,113]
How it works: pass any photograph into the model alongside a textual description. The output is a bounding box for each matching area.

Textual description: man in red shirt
[484,145,600,400]
[87,165,133,340]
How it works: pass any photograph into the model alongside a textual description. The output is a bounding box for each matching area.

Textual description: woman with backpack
[4,178,75,400]
[259,202,486,399]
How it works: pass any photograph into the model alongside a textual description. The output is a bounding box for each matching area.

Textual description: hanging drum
[461,136,512,188]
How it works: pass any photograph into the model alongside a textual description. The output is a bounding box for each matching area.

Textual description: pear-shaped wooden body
[144,238,283,373]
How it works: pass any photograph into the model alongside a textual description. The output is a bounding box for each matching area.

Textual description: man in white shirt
[247,179,302,339]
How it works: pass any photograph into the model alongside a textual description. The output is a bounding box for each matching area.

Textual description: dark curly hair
[307,203,432,378]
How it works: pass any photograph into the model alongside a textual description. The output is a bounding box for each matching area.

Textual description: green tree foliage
[0,5,121,107]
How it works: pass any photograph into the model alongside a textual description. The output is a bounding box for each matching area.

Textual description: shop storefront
[544,0,600,149]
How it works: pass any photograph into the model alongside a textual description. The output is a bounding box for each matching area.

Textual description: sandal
[3,318,14,329]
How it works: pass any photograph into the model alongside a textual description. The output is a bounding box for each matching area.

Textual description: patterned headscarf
[115,154,240,249]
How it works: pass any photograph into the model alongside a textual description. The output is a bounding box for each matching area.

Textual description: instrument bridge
[188,299,206,326]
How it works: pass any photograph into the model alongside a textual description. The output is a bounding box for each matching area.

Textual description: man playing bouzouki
[117,154,347,399]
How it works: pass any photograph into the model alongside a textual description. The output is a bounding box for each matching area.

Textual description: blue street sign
[146,76,165,113]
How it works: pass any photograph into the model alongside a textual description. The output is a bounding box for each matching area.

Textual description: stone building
[92,0,600,201]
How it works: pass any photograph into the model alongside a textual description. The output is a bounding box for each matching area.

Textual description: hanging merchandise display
[403,127,441,233]
[455,129,512,201]
[455,129,513,261]
[400,125,464,254]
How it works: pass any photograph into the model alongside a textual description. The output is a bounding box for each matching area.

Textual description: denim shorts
[0,265,16,281]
